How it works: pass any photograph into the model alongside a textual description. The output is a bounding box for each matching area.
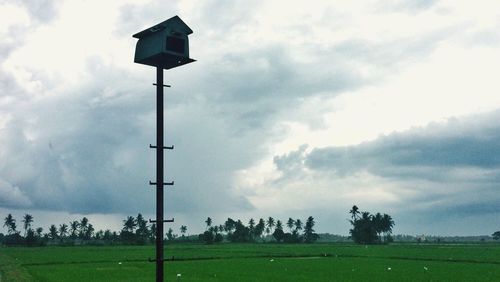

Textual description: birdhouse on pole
[133,15,196,70]
[132,15,195,282]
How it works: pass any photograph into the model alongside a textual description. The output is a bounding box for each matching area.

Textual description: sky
[1,0,499,236]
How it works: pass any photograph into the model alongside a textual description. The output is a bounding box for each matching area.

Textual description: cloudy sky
[1,0,500,236]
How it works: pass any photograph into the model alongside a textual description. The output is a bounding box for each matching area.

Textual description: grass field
[1,243,499,281]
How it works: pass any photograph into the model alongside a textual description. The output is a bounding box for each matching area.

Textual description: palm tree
[266,217,275,236]
[275,220,283,231]
[59,223,68,240]
[69,221,79,239]
[180,225,187,238]
[373,213,383,241]
[22,214,34,237]
[294,219,303,232]
[205,217,212,230]
[36,227,43,238]
[3,214,17,235]
[49,224,58,240]
[224,218,236,233]
[123,216,137,232]
[349,205,360,221]
[85,224,94,240]
[248,218,255,230]
[79,217,89,239]
[287,218,294,232]
[381,214,395,241]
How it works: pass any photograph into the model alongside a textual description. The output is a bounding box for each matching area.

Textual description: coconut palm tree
[275,220,283,231]
[22,214,34,237]
[49,224,58,240]
[79,217,89,239]
[3,214,17,235]
[59,223,68,240]
[180,225,187,238]
[69,221,79,239]
[287,218,294,232]
[349,205,360,221]
[373,213,383,241]
[205,217,212,230]
[266,217,275,236]
[294,219,303,232]
[123,216,137,232]
[36,227,43,238]
[381,213,395,241]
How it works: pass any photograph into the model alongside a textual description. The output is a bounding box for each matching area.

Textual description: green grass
[1,243,499,281]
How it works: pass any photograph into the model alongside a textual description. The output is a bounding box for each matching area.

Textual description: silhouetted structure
[133,15,195,282]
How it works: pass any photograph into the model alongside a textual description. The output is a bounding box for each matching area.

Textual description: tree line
[198,216,319,244]
[1,213,162,246]
[1,213,319,246]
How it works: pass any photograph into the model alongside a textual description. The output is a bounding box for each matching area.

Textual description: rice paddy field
[1,243,499,281]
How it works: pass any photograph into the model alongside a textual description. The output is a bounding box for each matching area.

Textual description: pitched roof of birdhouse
[132,15,193,39]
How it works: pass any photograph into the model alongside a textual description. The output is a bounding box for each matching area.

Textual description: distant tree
[214,232,223,243]
[166,228,175,241]
[248,218,255,230]
[201,230,214,244]
[59,224,68,240]
[273,228,285,242]
[224,218,236,233]
[25,228,37,246]
[49,224,58,240]
[22,214,34,237]
[135,213,149,244]
[180,225,187,238]
[349,205,360,221]
[103,229,112,241]
[85,224,94,240]
[283,230,302,243]
[3,214,17,235]
[254,219,265,240]
[287,218,294,232]
[381,214,395,241]
[123,216,137,233]
[266,217,275,236]
[372,213,384,242]
[228,220,251,243]
[69,221,79,239]
[348,208,393,245]
[150,223,156,242]
[35,227,43,238]
[303,216,319,243]
[79,217,89,239]
[492,231,500,240]
[294,219,303,232]
[275,220,283,231]
[95,230,104,240]
[205,217,212,230]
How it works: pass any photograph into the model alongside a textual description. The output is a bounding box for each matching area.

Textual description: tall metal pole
[156,66,164,282]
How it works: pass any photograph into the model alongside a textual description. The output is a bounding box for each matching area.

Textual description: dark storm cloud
[305,112,500,177]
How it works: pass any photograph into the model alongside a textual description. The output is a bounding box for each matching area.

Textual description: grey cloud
[273,144,308,179]
[0,59,256,214]
[306,112,500,177]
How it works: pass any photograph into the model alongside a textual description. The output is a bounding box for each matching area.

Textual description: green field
[1,243,499,281]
